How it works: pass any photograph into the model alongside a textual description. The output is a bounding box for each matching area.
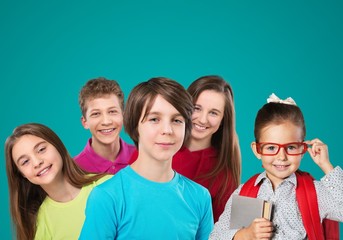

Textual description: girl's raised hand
[305,138,333,174]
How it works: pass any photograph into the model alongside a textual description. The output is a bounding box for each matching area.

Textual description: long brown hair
[187,75,242,200]
[5,123,105,240]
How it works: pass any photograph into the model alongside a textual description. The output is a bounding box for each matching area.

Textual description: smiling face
[137,95,186,163]
[81,94,123,147]
[251,121,305,188]
[190,90,225,149]
[11,134,64,187]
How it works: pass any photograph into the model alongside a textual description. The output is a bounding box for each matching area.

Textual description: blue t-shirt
[79,166,213,240]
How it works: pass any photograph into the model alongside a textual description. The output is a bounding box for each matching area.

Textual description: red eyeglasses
[256,142,308,156]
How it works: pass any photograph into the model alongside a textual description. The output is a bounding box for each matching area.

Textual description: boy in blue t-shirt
[79,77,214,239]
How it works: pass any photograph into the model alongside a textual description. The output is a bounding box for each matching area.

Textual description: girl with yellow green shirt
[5,123,111,240]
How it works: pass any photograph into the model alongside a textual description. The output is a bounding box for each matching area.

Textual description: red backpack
[239,171,339,240]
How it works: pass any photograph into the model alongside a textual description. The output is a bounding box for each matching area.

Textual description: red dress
[172,146,236,222]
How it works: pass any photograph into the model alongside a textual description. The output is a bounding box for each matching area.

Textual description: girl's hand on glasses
[305,138,333,174]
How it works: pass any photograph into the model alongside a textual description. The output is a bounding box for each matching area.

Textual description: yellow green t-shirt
[34,175,112,240]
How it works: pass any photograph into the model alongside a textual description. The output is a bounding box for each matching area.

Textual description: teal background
[1,1,342,238]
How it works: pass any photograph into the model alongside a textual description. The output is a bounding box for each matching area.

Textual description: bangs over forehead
[139,94,158,122]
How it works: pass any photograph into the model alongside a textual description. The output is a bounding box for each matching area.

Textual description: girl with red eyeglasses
[210,93,342,240]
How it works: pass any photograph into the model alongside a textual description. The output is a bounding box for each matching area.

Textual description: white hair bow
[267,93,297,105]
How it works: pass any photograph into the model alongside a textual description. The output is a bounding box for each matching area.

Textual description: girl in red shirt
[172,75,242,222]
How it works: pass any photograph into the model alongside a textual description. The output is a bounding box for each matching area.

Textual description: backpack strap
[295,170,324,240]
[239,173,260,197]
[296,171,340,240]
[322,219,340,240]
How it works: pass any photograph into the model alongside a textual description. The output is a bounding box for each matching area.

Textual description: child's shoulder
[84,173,114,187]
[96,174,113,185]
[178,173,210,195]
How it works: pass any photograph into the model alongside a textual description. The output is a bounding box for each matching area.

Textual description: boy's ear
[251,142,262,160]
[81,116,89,129]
